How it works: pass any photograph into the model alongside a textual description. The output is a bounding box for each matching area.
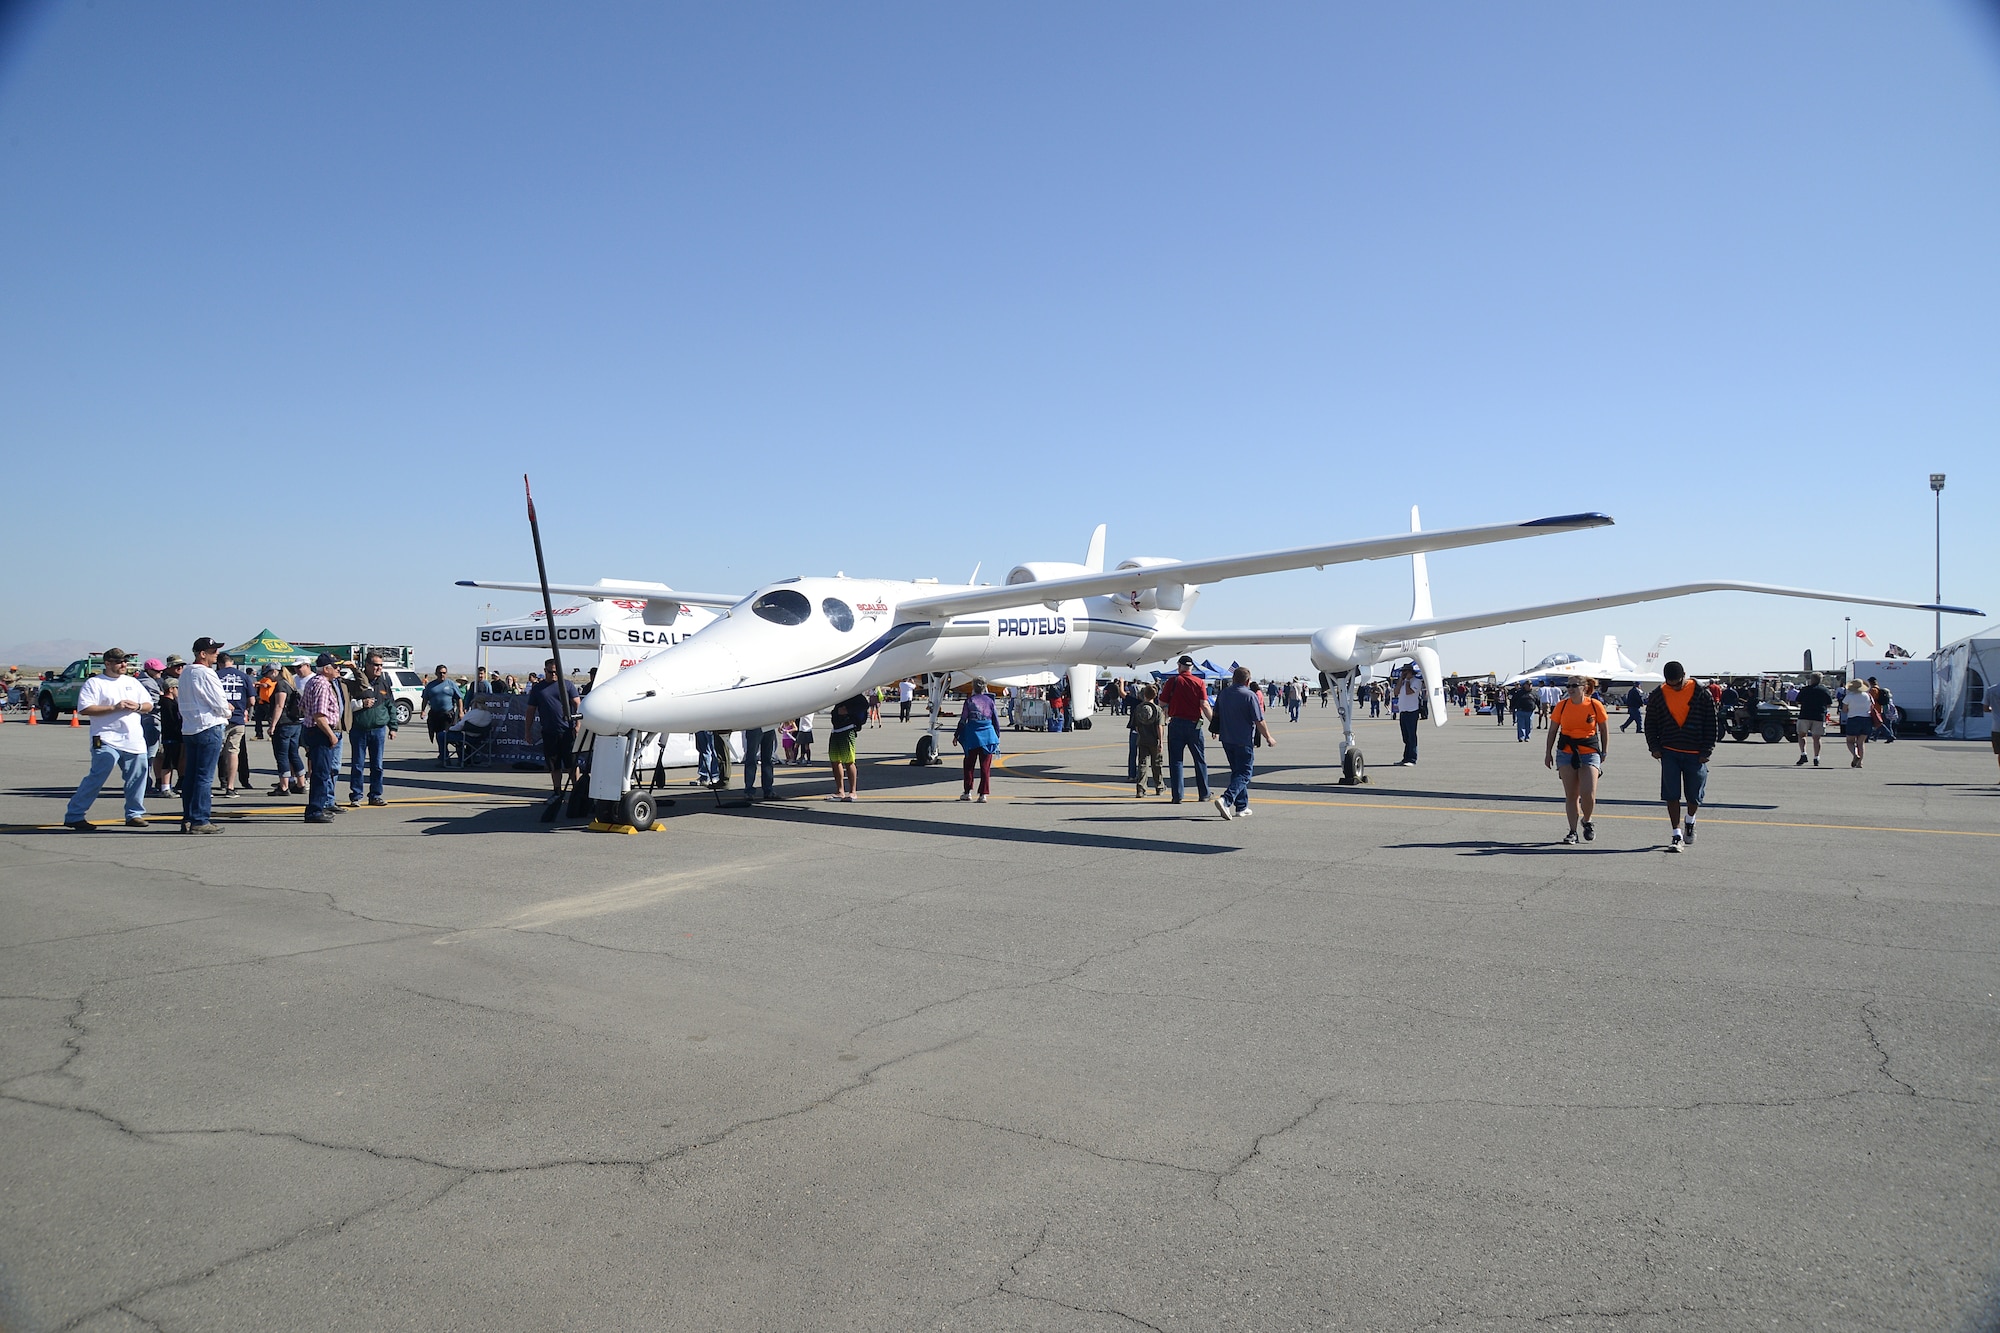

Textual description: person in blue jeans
[1159,658,1212,804]
[62,648,153,832]
[346,655,396,807]
[299,653,348,824]
[421,665,462,766]
[175,636,233,833]
[1211,666,1276,819]
[742,725,777,800]
[1509,682,1536,743]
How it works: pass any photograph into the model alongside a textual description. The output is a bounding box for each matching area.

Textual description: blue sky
[2,2,1996,676]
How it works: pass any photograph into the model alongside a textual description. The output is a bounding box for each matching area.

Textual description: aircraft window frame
[751,589,813,626]
[821,598,856,632]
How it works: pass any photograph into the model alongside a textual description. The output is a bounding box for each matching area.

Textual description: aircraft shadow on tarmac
[730,805,1237,857]
[1386,839,1664,858]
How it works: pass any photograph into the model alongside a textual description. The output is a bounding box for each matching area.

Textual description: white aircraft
[1143,507,1986,781]
[469,511,1614,756]
[1502,637,1659,687]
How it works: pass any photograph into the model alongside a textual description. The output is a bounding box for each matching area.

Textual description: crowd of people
[49,643,1980,839]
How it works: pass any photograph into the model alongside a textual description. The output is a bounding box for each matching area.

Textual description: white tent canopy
[1932,631,1997,740]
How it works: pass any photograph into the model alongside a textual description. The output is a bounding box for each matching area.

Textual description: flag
[1886,643,1912,659]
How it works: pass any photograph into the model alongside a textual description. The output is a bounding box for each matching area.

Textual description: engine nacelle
[1006,561,1087,586]
[1113,556,1189,611]
[1310,625,1366,675]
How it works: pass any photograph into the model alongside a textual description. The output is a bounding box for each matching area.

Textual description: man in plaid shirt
[299,653,347,824]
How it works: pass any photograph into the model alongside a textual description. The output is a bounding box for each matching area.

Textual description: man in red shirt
[1158,655,1214,805]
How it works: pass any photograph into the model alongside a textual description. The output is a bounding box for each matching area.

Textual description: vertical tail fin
[1410,506,1433,622]
[1083,523,1106,574]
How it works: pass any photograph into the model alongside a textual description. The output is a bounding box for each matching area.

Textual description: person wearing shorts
[1793,673,1832,767]
[1839,681,1875,768]
[1545,676,1609,844]
[525,658,579,793]
[826,695,864,801]
[1646,660,1718,853]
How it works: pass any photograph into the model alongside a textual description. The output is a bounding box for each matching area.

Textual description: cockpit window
[821,598,855,632]
[751,589,812,626]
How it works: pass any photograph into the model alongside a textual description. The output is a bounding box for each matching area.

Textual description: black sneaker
[1683,823,1697,846]
[304,813,334,824]
[1795,754,1809,766]
[1561,830,1579,845]
[1582,821,1594,842]
[64,820,98,833]
[367,796,388,807]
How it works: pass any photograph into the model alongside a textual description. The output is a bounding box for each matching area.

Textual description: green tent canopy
[227,629,302,665]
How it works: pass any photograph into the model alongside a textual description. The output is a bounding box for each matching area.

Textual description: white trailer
[1848,658,1933,727]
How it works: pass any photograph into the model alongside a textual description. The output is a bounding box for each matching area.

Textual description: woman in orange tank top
[1544,676,1610,844]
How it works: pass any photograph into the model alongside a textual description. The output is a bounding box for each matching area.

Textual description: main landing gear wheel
[914,733,939,766]
[1074,717,1091,731]
[1340,748,1367,785]
[621,790,657,828]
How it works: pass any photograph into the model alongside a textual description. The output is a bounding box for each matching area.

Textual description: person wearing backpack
[1128,684,1165,797]
[268,661,308,795]
[1545,677,1610,845]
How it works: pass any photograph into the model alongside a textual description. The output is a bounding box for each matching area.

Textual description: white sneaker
[975,793,987,803]
[1667,831,1683,853]
[1212,795,1233,820]
[842,794,856,802]
[959,791,972,801]
[1235,806,1252,818]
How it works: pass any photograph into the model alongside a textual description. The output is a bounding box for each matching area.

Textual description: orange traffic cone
[69,709,79,727]
[25,708,36,725]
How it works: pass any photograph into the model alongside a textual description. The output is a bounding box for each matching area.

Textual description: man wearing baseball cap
[1158,655,1214,806]
[299,652,349,823]
[177,637,231,833]
[62,649,153,831]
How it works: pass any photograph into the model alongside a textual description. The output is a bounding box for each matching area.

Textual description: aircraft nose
[579,686,625,735]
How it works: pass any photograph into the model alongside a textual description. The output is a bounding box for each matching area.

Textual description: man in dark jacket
[1645,660,1718,853]
[347,655,397,807]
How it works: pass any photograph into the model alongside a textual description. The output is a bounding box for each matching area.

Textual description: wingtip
[1926,603,1987,617]
[454,580,477,587]
[1521,512,1615,529]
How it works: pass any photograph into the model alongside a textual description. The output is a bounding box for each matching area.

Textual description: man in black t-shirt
[525,659,580,792]
[1793,672,1833,767]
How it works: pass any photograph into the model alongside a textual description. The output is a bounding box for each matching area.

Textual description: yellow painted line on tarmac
[989,750,2000,840]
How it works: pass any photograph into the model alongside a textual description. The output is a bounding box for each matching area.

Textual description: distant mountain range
[0,639,103,668]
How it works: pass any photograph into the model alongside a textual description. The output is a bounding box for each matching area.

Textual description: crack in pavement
[895,1106,1217,1184]
[58,1171,469,1333]
[847,870,1307,1042]
[0,913,237,952]
[1859,998,1919,1097]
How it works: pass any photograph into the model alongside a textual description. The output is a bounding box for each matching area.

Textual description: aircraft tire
[914,733,938,766]
[621,791,657,828]
[1341,749,1366,785]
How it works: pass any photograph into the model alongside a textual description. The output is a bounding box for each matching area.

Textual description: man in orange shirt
[1644,660,1719,853]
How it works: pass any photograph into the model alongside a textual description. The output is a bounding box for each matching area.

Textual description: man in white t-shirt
[63,648,153,831]
[1394,664,1425,765]
[897,678,915,723]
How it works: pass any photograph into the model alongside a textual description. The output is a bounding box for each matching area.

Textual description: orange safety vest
[1550,696,1608,752]
[1658,680,1694,727]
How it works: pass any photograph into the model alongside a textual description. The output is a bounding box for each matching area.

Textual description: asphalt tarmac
[2,706,1996,1332]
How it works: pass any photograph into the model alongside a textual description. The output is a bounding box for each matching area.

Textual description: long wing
[1356,581,1985,645]
[455,579,745,610]
[894,512,1614,621]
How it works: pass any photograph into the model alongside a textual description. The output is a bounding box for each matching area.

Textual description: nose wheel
[1340,747,1367,785]
[914,733,940,766]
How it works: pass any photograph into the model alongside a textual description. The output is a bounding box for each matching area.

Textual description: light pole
[1931,474,1946,655]
[1845,616,1851,669]
[1520,639,1526,672]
